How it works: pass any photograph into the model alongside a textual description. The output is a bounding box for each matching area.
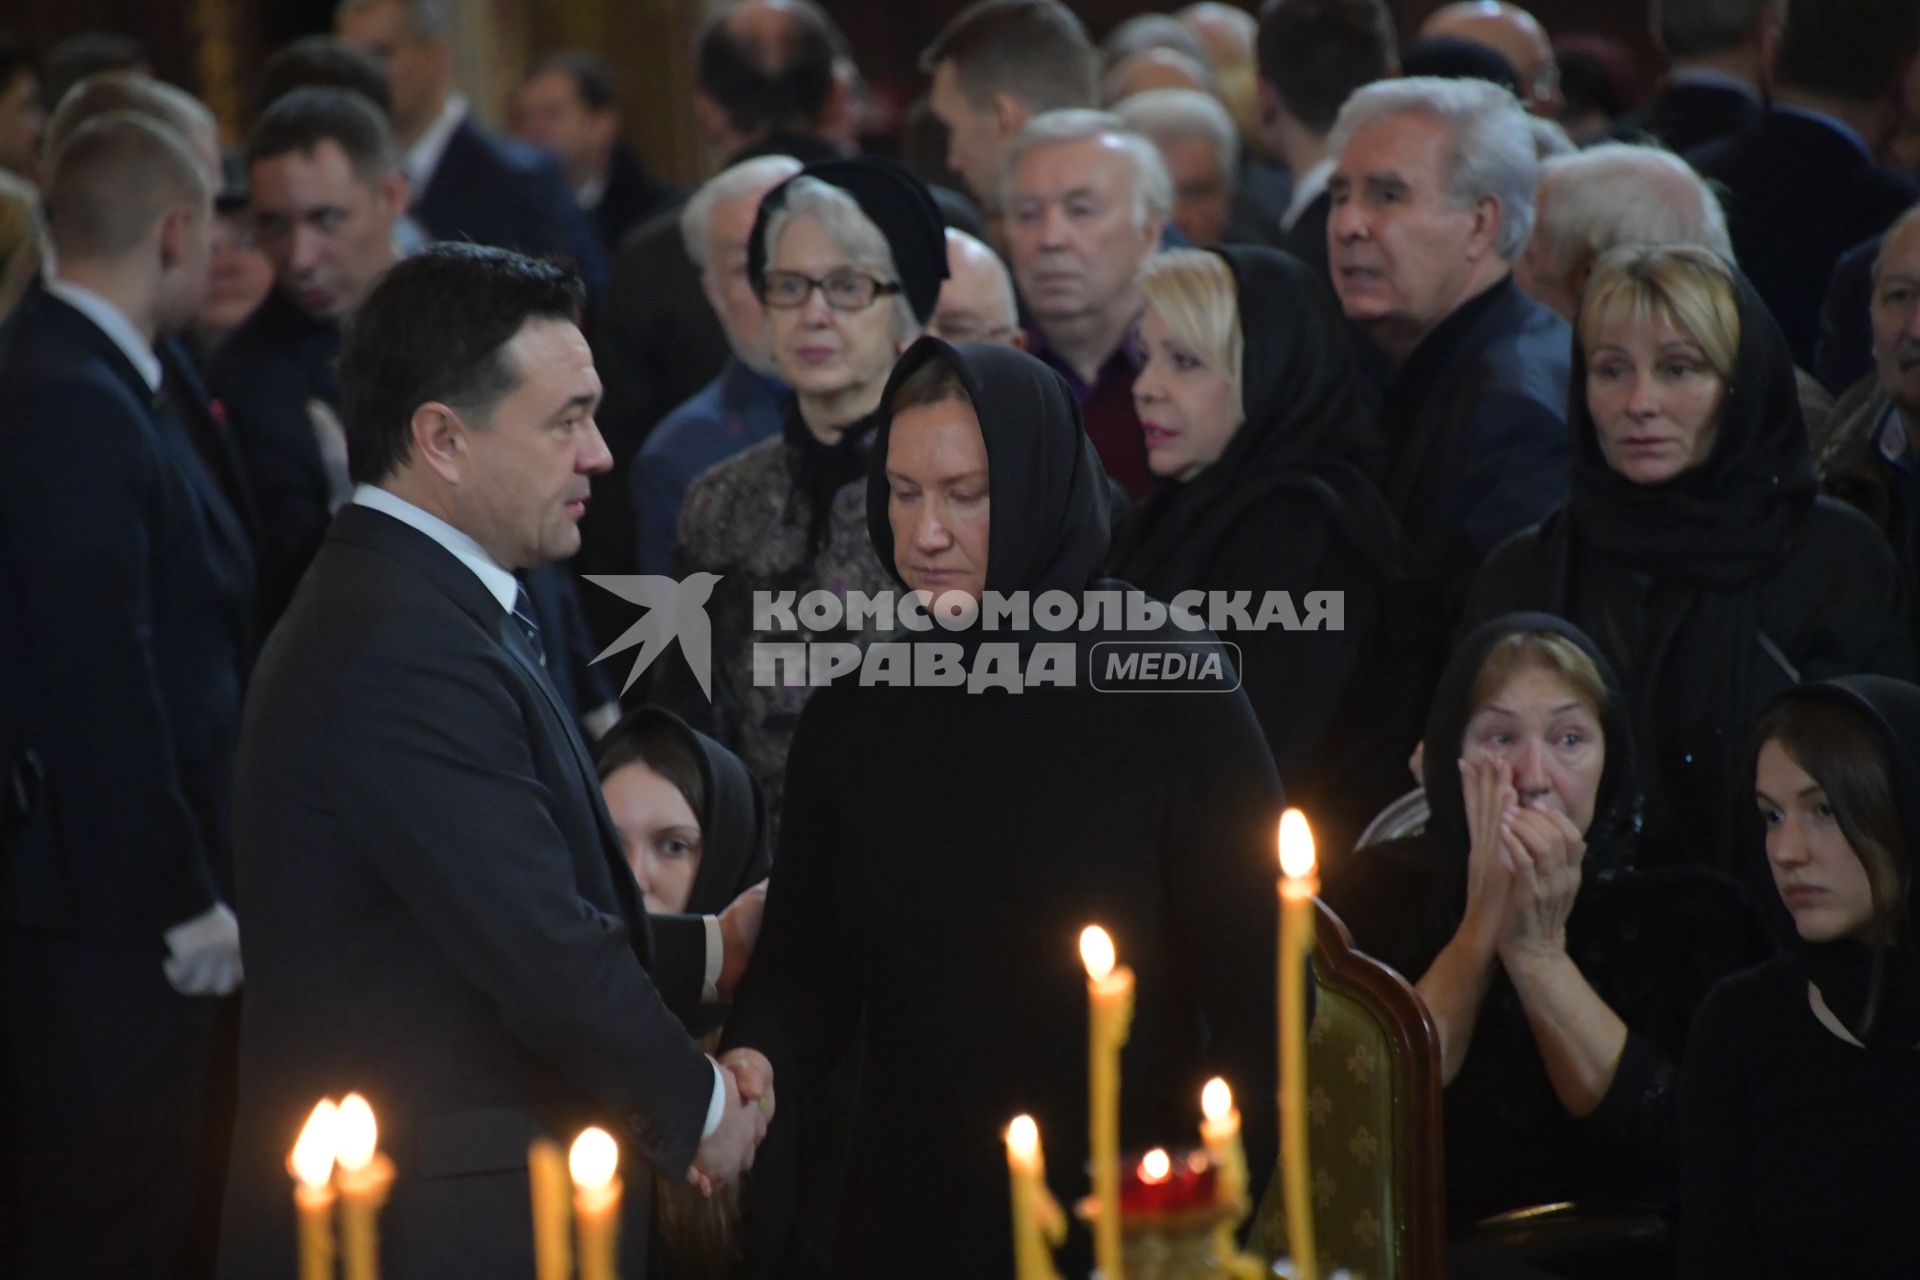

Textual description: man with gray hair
[1115,88,1239,247]
[1327,75,1569,606]
[629,154,802,575]
[1004,108,1170,497]
[1514,140,1732,321]
[930,226,1022,346]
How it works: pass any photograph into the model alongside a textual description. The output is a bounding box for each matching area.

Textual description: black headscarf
[1565,258,1817,589]
[747,157,951,563]
[867,337,1112,600]
[1420,611,1640,871]
[594,707,772,916]
[1107,246,1407,593]
[1755,677,1920,1051]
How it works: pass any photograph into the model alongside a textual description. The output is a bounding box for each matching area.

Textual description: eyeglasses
[760,269,903,311]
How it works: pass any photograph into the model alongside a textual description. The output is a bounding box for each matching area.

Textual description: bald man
[930,227,1024,346]
[1420,0,1561,116]
[2,111,253,1278]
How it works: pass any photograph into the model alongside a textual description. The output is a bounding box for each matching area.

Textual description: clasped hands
[1458,755,1585,962]
[688,1047,774,1196]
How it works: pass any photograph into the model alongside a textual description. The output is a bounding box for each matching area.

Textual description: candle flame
[1006,1114,1039,1161]
[569,1127,619,1191]
[1139,1148,1172,1184]
[1201,1077,1234,1123]
[1079,924,1115,982]
[335,1093,379,1173]
[290,1098,340,1190]
[1279,808,1317,880]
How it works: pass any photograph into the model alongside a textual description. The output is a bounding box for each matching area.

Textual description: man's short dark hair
[1652,0,1775,59]
[1257,0,1398,135]
[1773,0,1920,105]
[259,35,394,121]
[921,0,1097,114]
[248,87,396,182]
[529,49,618,113]
[695,1,838,137]
[339,243,585,484]
[41,32,148,110]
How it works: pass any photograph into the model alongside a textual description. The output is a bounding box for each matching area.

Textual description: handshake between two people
[688,1046,774,1196]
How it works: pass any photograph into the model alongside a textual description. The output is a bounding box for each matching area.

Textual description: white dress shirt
[402,93,470,196]
[43,277,162,392]
[350,483,729,1140]
[1281,157,1335,233]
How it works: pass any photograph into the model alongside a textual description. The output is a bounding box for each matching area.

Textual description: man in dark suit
[515,49,677,260]
[584,0,842,644]
[1609,0,1771,154]
[1,111,254,1280]
[1688,0,1920,371]
[335,0,607,294]
[1256,0,1399,290]
[1327,75,1570,612]
[217,244,770,1280]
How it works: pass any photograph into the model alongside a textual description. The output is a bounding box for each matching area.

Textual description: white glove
[162,902,243,997]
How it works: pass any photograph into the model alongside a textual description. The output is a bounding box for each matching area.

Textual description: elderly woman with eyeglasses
[658,159,947,829]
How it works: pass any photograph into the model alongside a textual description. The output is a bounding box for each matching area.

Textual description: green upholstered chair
[1250,899,1446,1280]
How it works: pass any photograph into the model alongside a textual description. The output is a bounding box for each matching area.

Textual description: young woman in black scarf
[1680,677,1920,1277]
[722,338,1283,1279]
[1322,612,1768,1249]
[1465,245,1912,901]
[661,158,948,828]
[1111,246,1430,857]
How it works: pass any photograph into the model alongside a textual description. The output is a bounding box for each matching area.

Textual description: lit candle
[1199,1078,1246,1209]
[570,1127,622,1280]
[335,1093,394,1280]
[528,1139,572,1280]
[1005,1114,1066,1280]
[289,1099,339,1280]
[1278,810,1320,1280]
[1080,924,1134,1279]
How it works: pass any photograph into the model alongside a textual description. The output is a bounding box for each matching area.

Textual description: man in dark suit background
[217,244,770,1280]
[515,49,678,260]
[1255,0,1400,290]
[1609,0,1772,154]
[335,0,608,294]
[1688,0,1920,371]
[1,111,252,1280]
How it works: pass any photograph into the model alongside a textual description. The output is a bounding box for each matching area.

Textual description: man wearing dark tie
[216,243,769,1280]
[334,0,607,294]
[0,111,254,1279]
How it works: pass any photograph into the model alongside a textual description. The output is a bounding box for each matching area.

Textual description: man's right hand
[688,1057,768,1195]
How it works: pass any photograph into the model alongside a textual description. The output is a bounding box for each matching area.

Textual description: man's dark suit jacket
[217,504,712,1280]
[206,287,339,629]
[590,142,677,260]
[1375,276,1571,612]
[1283,190,1331,288]
[414,115,609,296]
[1609,78,1763,154]
[1689,108,1919,370]
[0,286,255,930]
[1816,231,1886,395]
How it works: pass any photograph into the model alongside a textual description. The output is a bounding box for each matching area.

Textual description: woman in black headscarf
[1323,612,1768,1244]
[1680,677,1920,1277]
[661,158,949,829]
[1466,244,1912,899]
[1111,246,1431,856]
[722,338,1283,1279]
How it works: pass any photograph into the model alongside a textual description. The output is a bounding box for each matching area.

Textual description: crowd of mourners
[1,0,1918,1277]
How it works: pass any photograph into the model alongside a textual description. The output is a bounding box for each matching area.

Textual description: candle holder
[1074,1148,1261,1280]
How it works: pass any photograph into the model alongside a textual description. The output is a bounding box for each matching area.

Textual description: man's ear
[156,205,194,272]
[991,92,1029,142]
[410,401,467,484]
[1567,250,1596,309]
[692,92,732,148]
[379,169,411,220]
[1465,194,1503,263]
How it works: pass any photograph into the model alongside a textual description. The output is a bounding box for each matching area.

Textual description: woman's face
[197,212,274,338]
[1585,310,1727,486]
[1755,739,1880,944]
[766,213,903,407]
[602,760,703,915]
[885,396,992,602]
[1459,664,1606,834]
[1132,303,1244,483]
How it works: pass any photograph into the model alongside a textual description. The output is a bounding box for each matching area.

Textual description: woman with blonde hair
[1466,244,1912,897]
[0,169,43,324]
[1110,246,1429,854]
